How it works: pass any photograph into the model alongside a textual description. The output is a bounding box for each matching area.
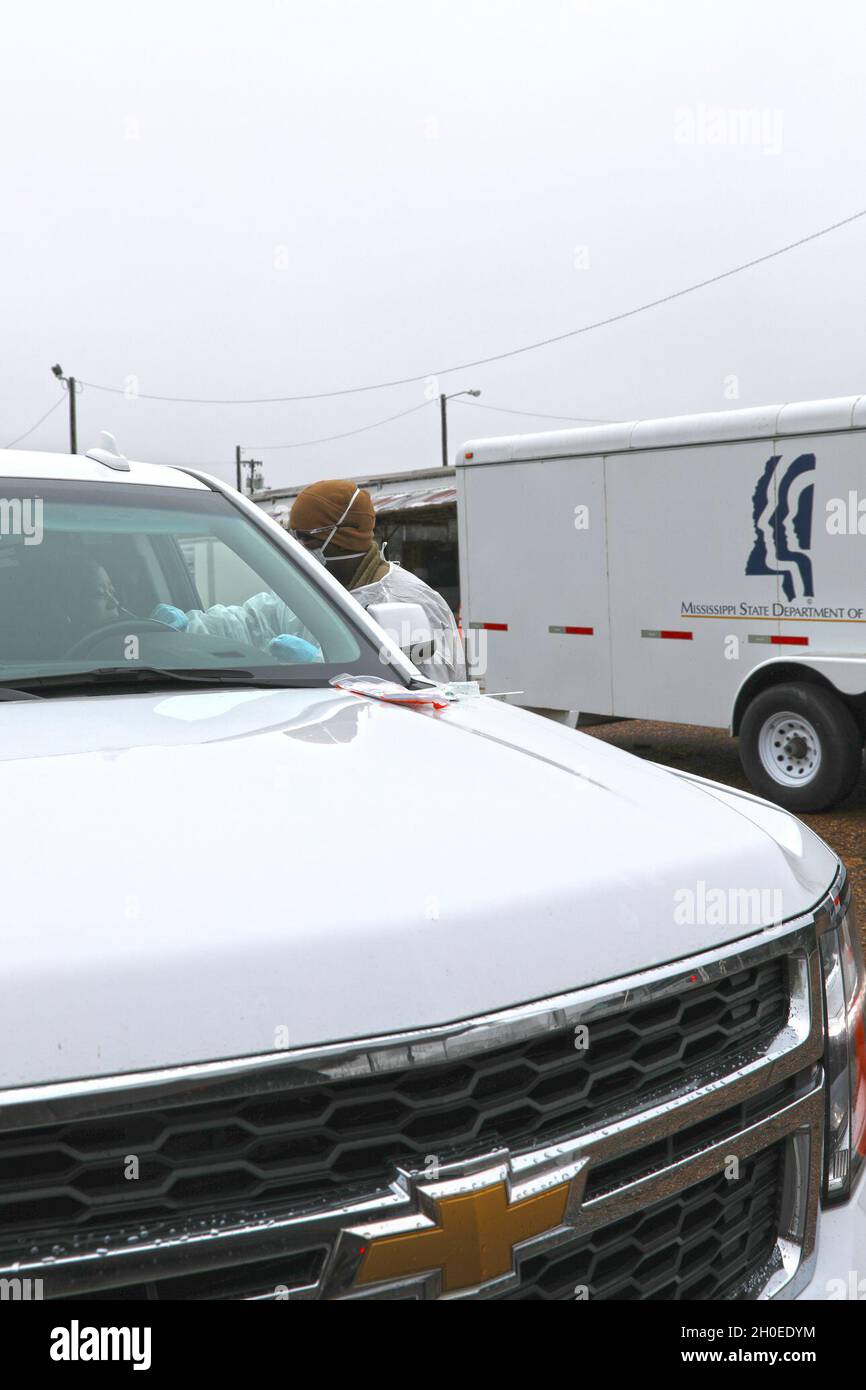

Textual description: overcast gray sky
[3,0,865,489]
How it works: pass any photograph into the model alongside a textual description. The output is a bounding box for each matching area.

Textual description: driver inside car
[65,554,321,664]
[90,563,122,626]
[61,556,123,632]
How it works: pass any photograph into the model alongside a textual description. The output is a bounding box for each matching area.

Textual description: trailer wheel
[739,683,863,811]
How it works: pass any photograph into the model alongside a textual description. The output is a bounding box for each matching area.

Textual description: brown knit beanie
[289,480,376,552]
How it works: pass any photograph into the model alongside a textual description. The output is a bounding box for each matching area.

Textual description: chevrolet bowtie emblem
[331,1154,587,1298]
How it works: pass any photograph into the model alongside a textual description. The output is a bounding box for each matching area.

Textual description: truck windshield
[0,479,387,687]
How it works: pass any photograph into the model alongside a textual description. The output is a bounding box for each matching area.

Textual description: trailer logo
[746,453,816,600]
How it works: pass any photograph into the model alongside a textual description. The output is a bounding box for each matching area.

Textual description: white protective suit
[180,593,315,649]
[352,562,465,684]
[175,565,464,683]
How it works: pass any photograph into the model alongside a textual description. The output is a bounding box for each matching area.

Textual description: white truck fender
[730,655,866,733]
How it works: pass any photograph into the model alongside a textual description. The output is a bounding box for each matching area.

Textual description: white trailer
[455,394,866,811]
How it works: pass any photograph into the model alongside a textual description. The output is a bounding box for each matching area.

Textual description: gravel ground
[582,718,866,946]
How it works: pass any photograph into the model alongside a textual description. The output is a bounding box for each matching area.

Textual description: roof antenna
[86,431,130,472]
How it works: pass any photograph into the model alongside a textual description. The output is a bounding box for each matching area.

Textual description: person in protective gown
[288,479,464,683]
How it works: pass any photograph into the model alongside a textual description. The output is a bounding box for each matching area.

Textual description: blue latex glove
[268,635,320,663]
[151,603,190,631]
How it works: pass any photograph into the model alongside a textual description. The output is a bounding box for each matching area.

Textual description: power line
[3,393,66,449]
[247,396,610,454]
[455,399,617,424]
[77,206,866,406]
[247,398,435,450]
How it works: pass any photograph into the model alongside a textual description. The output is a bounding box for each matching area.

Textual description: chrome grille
[0,904,833,1300]
[0,956,788,1239]
[505,1144,785,1300]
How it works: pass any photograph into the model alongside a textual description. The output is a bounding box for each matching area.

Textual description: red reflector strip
[749,634,809,646]
[468,621,508,631]
[549,625,594,635]
[641,629,693,640]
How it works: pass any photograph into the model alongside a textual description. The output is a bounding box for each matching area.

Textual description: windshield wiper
[0,667,331,695]
[0,686,44,701]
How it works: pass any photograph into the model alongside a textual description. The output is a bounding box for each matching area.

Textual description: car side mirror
[366,601,437,667]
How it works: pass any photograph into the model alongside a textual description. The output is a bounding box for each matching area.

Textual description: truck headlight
[821,872,866,1201]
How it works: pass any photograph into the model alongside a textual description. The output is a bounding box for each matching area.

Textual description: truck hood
[0,687,838,1087]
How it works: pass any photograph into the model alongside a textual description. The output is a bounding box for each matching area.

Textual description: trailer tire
[739,683,863,811]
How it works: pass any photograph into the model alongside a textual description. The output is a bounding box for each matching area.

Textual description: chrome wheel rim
[758,711,822,787]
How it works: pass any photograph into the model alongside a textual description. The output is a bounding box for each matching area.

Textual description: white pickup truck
[0,444,863,1302]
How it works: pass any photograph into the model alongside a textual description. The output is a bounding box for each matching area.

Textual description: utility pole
[51,364,78,453]
[246,459,263,496]
[439,393,448,469]
[68,377,78,455]
[439,389,481,467]
[234,447,263,496]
